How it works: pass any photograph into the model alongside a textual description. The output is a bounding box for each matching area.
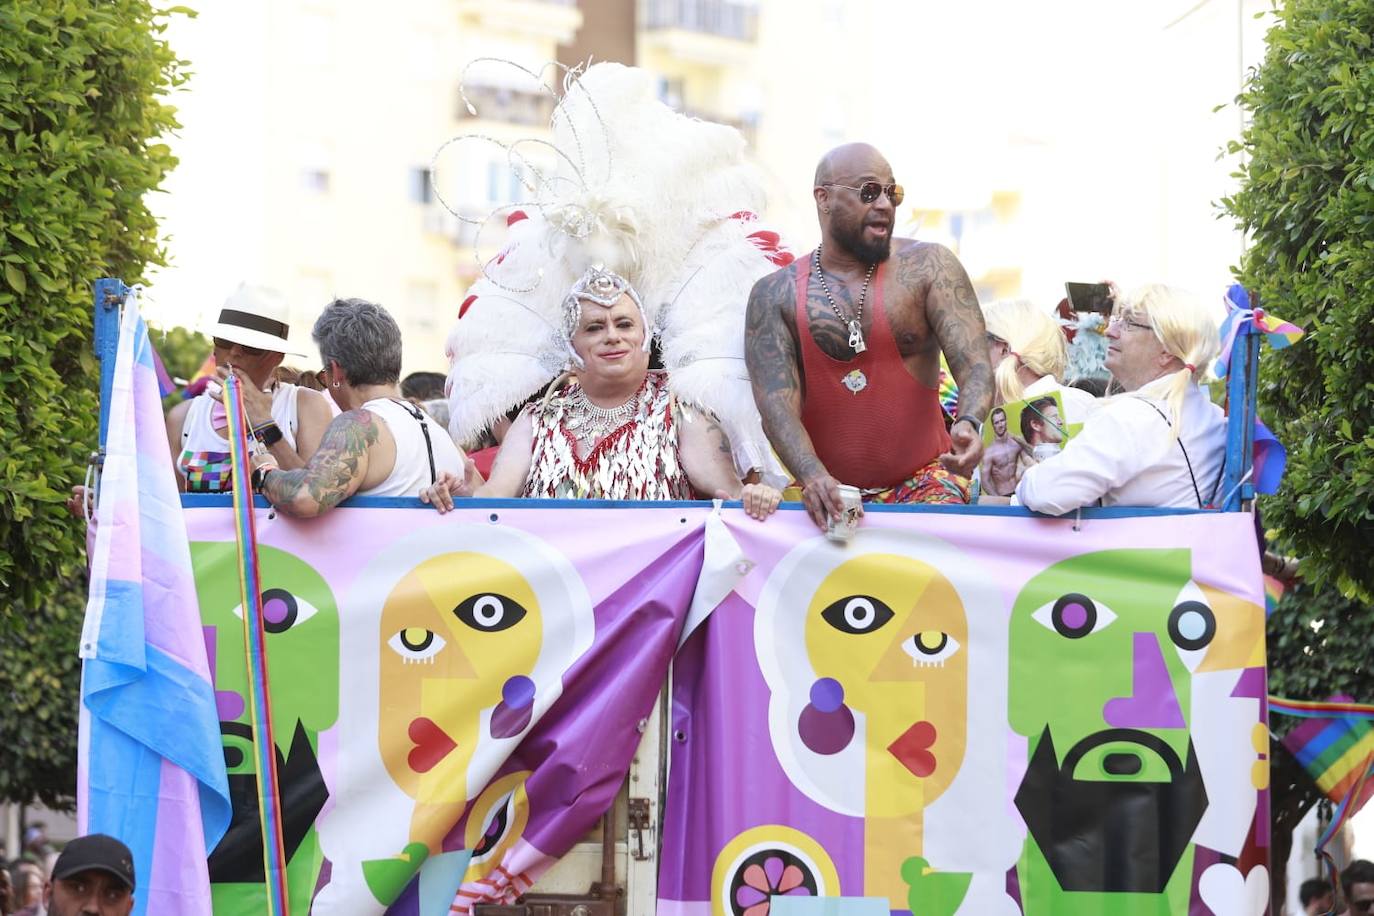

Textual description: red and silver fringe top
[523,371,693,501]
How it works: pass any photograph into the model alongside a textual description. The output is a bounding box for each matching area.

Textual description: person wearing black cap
[42,834,135,916]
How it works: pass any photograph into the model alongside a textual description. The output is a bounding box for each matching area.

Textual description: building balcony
[641,0,757,67]
[453,0,583,45]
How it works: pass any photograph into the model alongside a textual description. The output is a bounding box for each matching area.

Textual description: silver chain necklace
[563,386,640,443]
[813,246,876,354]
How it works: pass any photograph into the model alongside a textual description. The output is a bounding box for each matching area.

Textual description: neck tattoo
[813,246,876,354]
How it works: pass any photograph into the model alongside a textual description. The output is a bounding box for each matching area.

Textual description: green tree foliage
[1264,583,1374,905]
[0,1,189,808]
[148,323,212,382]
[1224,0,1374,600]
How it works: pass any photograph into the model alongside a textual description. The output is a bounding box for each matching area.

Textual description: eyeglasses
[1107,314,1154,333]
[314,368,330,388]
[822,181,904,206]
[213,337,268,357]
[1351,899,1374,913]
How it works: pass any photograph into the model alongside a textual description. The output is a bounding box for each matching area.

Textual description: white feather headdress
[440,61,795,478]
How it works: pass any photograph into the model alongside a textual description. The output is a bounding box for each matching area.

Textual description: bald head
[814,143,890,187]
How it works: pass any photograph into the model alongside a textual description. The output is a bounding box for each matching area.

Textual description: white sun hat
[205,283,305,355]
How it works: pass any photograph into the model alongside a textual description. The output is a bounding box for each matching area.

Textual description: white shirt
[1014,383,1226,514]
[359,398,462,497]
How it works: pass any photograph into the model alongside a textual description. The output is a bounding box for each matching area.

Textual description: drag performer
[422,266,780,519]
[437,61,796,496]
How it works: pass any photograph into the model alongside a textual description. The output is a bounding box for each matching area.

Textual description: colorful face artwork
[753,529,1013,914]
[1008,548,1264,915]
[378,552,543,842]
[192,542,339,916]
[315,525,593,913]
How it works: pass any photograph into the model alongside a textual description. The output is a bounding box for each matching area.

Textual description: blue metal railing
[93,278,129,452]
[1220,323,1261,511]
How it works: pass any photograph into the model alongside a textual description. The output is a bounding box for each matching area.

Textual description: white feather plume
[442,61,793,476]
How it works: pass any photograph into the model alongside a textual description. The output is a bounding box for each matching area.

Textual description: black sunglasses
[823,181,904,206]
[213,337,268,357]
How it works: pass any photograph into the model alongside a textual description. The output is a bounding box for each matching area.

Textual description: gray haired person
[252,298,469,514]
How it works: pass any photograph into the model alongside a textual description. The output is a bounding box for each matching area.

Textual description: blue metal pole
[93,278,128,450]
[1221,322,1260,512]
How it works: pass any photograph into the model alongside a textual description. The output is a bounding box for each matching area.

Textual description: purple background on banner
[469,528,707,856]
[661,590,864,899]
[660,509,1269,916]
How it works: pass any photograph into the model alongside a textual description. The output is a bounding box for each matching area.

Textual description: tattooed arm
[259,409,379,517]
[898,244,994,477]
[745,270,844,528]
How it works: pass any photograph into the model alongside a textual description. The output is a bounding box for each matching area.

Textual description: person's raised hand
[939,421,984,479]
[217,365,275,426]
[66,484,90,520]
[799,472,849,530]
[419,470,463,513]
[740,483,782,521]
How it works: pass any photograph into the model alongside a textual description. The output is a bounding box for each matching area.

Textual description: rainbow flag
[1278,695,1374,813]
[78,288,231,915]
[222,374,291,916]
[1215,283,1305,378]
[1262,574,1285,617]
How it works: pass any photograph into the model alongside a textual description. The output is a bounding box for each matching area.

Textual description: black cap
[51,834,136,891]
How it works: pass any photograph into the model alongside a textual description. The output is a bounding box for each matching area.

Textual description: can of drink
[825,484,863,543]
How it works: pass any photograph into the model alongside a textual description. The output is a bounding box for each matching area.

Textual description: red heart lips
[407,717,457,774]
[888,720,937,777]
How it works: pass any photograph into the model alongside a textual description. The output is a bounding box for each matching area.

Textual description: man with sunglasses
[166,283,333,492]
[745,143,993,528]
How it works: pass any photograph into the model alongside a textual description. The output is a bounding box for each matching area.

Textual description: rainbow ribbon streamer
[1273,692,1374,912]
[223,374,291,916]
[1270,696,1374,720]
[1316,752,1374,915]
[1214,283,1305,378]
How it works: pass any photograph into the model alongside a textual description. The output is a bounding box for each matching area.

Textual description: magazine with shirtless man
[978,391,1073,497]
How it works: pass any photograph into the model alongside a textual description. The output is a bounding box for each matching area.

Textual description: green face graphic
[1009,548,1221,905]
[1008,548,1207,763]
[193,541,340,908]
[192,542,340,746]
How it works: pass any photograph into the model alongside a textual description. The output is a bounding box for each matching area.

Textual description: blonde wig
[1118,284,1220,439]
[982,299,1068,405]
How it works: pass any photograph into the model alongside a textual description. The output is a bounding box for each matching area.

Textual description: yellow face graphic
[804,553,968,813]
[379,552,543,804]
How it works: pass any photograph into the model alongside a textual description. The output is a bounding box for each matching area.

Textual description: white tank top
[360,398,463,497]
[178,384,300,492]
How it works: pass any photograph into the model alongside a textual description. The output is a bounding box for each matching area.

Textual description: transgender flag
[78,287,231,916]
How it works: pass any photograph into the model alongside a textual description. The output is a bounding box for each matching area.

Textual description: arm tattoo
[705,417,733,455]
[263,409,380,516]
[744,268,825,481]
[898,244,994,422]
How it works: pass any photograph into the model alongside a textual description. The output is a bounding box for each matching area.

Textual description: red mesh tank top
[795,255,951,489]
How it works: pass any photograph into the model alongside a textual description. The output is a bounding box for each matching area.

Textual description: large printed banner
[186,501,713,915]
[659,508,1270,916]
[184,502,1269,916]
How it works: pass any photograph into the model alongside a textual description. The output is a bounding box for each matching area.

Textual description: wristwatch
[250,465,275,495]
[951,415,982,436]
[254,422,283,448]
